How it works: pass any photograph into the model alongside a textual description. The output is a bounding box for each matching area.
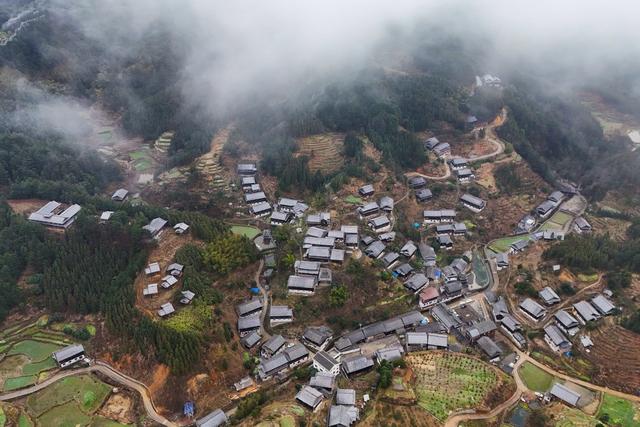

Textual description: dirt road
[513,348,640,403]
[0,361,178,426]
[254,258,271,339]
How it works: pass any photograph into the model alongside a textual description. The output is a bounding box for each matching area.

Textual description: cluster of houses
[356,185,394,234]
[541,293,616,354]
[142,260,192,318]
[238,163,274,218]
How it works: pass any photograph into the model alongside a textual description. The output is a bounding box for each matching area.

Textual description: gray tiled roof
[309,372,336,390]
[196,408,228,427]
[573,301,600,322]
[554,310,579,329]
[263,335,286,354]
[336,388,356,406]
[460,193,485,208]
[519,298,546,318]
[288,275,317,290]
[550,383,581,406]
[52,344,85,363]
[342,355,374,374]
[296,385,324,408]
[477,336,501,358]
[404,273,428,292]
[237,314,261,331]
[303,326,333,346]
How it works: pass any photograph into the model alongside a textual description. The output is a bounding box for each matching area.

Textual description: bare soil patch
[6,199,49,215]
[98,392,136,425]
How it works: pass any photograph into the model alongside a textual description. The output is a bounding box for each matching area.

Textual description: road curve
[0,361,177,427]
[514,349,640,403]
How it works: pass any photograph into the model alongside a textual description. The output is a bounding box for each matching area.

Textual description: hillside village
[3,107,638,427]
[2,3,640,426]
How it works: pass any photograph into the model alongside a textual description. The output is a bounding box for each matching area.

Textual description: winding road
[0,361,177,427]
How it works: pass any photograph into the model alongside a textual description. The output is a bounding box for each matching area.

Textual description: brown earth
[585,324,640,394]
[98,392,137,425]
[360,401,440,427]
[6,199,49,215]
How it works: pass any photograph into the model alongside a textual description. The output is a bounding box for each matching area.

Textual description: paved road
[0,361,177,426]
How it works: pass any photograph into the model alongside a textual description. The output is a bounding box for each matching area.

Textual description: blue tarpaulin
[184,401,194,417]
[250,287,260,294]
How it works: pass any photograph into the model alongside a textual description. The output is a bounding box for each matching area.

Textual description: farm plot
[405,351,513,421]
[26,375,111,422]
[597,394,640,427]
[518,362,554,392]
[1,339,63,391]
[586,325,640,394]
[488,235,530,253]
[296,133,345,174]
[540,211,574,231]
[230,225,261,239]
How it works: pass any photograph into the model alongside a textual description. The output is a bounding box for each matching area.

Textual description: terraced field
[0,318,86,392]
[587,325,640,394]
[296,133,345,173]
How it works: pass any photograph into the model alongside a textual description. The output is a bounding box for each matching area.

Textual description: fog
[6,0,640,132]
[65,0,640,110]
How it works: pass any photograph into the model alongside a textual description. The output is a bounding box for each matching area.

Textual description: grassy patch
[85,325,97,336]
[18,412,33,427]
[26,375,110,417]
[577,273,599,282]
[21,357,57,376]
[0,407,5,427]
[3,375,37,391]
[518,362,554,392]
[37,401,92,427]
[279,415,296,427]
[8,340,62,362]
[488,236,529,253]
[549,211,573,227]
[230,225,261,239]
[598,394,640,427]
[344,195,363,205]
[554,406,598,427]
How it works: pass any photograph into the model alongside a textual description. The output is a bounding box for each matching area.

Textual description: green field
[597,394,640,427]
[3,375,37,391]
[21,357,57,376]
[18,413,33,427]
[344,195,363,204]
[407,352,505,421]
[8,340,62,362]
[518,362,554,392]
[230,225,261,239]
[26,375,111,417]
[488,235,529,253]
[37,401,92,427]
